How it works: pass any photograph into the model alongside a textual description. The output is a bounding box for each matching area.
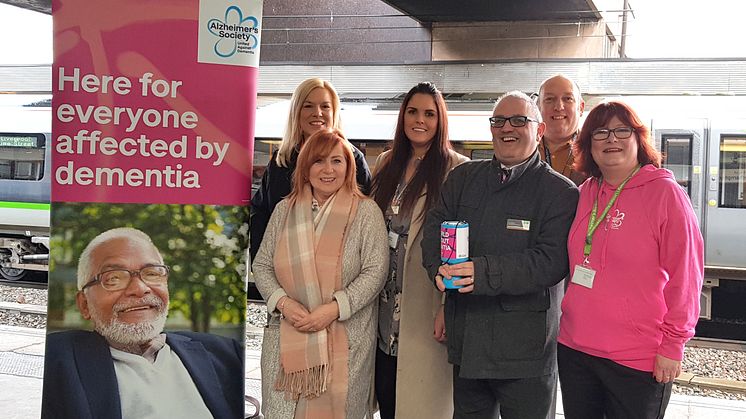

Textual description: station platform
[1,324,745,419]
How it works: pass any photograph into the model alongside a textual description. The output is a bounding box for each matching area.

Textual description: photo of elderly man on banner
[43,205,247,419]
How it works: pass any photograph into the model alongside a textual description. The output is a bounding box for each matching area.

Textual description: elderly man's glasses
[592,127,635,141]
[489,115,540,128]
[82,265,170,291]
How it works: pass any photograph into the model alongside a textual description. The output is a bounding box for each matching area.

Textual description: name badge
[506,218,531,231]
[571,265,596,289]
[388,231,399,249]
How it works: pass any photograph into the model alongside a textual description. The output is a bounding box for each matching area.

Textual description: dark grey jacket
[422,152,578,380]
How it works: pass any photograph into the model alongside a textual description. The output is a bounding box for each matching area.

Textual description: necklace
[390,182,407,215]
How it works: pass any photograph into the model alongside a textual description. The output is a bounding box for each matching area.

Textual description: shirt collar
[493,151,538,185]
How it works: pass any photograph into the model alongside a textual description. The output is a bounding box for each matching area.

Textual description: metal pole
[620,0,630,58]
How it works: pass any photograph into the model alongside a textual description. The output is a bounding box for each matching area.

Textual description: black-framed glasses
[82,265,170,291]
[489,115,540,128]
[592,127,635,141]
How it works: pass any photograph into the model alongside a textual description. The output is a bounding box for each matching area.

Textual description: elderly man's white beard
[89,294,169,346]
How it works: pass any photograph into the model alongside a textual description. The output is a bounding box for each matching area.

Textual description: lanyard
[583,165,640,261]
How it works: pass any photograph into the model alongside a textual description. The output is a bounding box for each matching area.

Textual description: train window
[661,135,693,195]
[0,133,46,181]
[470,149,494,160]
[719,136,746,209]
[453,141,494,160]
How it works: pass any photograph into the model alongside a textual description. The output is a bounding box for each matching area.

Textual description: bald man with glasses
[41,227,244,419]
[537,74,588,186]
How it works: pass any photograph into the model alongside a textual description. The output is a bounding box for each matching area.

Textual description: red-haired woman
[371,82,468,419]
[558,101,704,418]
[253,129,387,418]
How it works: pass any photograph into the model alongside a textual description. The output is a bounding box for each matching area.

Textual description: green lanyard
[583,165,641,261]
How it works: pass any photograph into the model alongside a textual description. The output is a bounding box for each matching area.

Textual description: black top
[249,145,371,262]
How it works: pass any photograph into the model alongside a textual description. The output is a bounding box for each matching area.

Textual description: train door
[706,118,746,268]
[695,118,746,339]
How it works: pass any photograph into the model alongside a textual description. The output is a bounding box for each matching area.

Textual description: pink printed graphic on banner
[52,0,256,205]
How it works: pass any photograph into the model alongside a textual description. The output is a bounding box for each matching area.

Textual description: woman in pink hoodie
[558,101,704,419]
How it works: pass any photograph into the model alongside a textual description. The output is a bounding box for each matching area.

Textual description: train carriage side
[0,109,51,281]
[649,110,746,341]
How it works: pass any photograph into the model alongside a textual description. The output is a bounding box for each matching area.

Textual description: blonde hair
[276,78,341,168]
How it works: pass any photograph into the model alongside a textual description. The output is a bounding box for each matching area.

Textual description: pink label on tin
[441,222,469,262]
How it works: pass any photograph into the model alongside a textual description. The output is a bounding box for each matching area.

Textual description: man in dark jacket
[422,91,578,419]
[42,227,243,419]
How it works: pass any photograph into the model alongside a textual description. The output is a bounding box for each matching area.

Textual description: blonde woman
[250,78,372,261]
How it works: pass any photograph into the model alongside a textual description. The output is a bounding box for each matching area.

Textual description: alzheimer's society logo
[208,6,259,58]
[198,0,262,67]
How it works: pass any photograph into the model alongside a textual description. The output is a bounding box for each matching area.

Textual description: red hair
[288,128,361,204]
[574,100,661,178]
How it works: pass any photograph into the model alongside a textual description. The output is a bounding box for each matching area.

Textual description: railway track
[689,337,746,352]
[0,279,47,289]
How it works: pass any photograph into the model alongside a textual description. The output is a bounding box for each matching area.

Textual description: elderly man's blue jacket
[41,330,243,419]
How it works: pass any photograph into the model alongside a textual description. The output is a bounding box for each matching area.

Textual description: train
[0,107,51,281]
[2,92,745,341]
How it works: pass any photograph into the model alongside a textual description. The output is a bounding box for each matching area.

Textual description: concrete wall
[260,0,431,64]
[431,21,617,61]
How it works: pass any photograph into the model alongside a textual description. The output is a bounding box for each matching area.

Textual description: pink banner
[44,2,262,417]
[52,0,259,205]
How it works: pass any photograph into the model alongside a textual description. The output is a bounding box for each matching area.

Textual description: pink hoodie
[558,164,704,372]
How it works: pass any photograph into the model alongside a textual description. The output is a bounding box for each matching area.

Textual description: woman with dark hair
[558,101,704,418]
[250,78,372,262]
[253,129,387,418]
[371,82,468,419]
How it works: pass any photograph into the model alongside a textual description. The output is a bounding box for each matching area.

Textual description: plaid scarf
[274,184,358,419]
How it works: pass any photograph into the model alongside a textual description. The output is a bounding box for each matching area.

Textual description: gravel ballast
[2,287,743,400]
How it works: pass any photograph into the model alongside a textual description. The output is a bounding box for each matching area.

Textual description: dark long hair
[371,82,453,220]
[574,100,661,178]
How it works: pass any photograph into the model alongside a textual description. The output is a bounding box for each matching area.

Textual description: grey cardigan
[252,197,388,419]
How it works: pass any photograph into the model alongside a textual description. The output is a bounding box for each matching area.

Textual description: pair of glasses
[591,127,635,141]
[82,265,170,291]
[489,115,540,128]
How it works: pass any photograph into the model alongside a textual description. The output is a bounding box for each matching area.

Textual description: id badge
[571,265,596,289]
[388,231,399,249]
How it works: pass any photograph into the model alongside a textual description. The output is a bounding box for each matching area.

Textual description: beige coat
[374,149,468,418]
